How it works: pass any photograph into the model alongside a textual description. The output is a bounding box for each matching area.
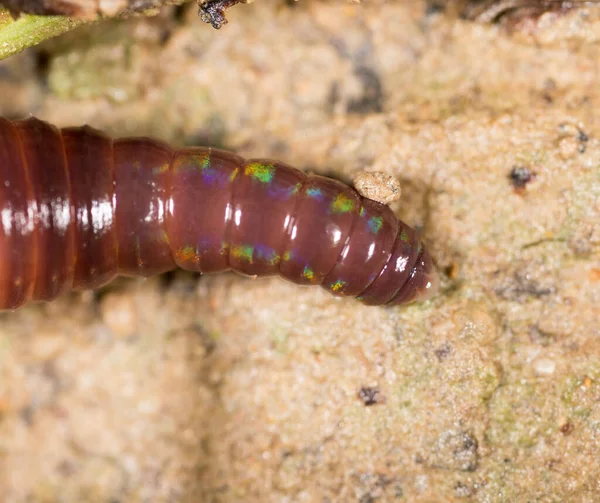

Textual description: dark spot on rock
[347,66,384,115]
[558,122,589,154]
[493,265,555,301]
[434,342,452,361]
[560,421,574,435]
[577,128,589,153]
[198,0,244,29]
[358,386,381,406]
[509,165,535,190]
[577,128,589,143]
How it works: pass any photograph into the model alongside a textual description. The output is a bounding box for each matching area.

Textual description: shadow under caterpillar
[0,117,438,310]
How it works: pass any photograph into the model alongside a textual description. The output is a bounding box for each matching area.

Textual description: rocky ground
[0,1,599,501]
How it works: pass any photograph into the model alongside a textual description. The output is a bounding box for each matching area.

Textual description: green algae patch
[0,11,85,60]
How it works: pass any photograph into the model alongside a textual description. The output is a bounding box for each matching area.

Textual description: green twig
[0,11,86,60]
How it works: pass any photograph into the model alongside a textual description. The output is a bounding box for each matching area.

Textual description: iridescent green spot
[245,162,274,183]
[231,244,254,263]
[400,231,409,243]
[359,206,366,217]
[306,187,322,198]
[331,193,355,214]
[302,266,314,280]
[368,216,383,233]
[283,250,293,261]
[229,168,239,182]
[291,182,302,195]
[330,280,346,292]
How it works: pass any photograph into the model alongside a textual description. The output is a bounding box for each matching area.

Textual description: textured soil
[0,1,599,502]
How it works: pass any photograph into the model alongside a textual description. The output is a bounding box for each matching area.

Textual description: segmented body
[0,117,438,310]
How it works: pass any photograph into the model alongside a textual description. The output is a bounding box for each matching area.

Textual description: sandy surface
[0,1,599,501]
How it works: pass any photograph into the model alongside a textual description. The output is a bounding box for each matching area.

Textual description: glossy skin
[0,117,438,310]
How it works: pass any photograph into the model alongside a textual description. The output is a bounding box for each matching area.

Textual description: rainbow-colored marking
[331,193,355,214]
[306,187,323,199]
[190,154,210,171]
[245,162,275,183]
[302,266,315,280]
[176,246,199,263]
[330,279,346,293]
[255,245,280,265]
[182,154,233,186]
[368,216,383,234]
[231,244,254,263]
[399,230,410,243]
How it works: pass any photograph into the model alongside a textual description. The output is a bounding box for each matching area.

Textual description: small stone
[353,171,401,205]
[533,357,556,376]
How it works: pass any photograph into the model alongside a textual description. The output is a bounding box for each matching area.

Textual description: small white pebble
[533,357,556,376]
[353,171,401,205]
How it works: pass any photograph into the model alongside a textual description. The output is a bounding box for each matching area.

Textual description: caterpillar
[0,117,438,310]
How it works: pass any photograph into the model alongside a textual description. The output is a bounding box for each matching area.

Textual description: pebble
[353,171,401,205]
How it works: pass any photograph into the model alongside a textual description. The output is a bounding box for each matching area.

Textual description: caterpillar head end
[386,246,439,306]
[410,256,439,303]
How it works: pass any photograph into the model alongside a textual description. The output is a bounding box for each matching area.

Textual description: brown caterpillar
[0,117,438,310]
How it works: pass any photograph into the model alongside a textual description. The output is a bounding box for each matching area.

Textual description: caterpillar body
[0,117,438,310]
